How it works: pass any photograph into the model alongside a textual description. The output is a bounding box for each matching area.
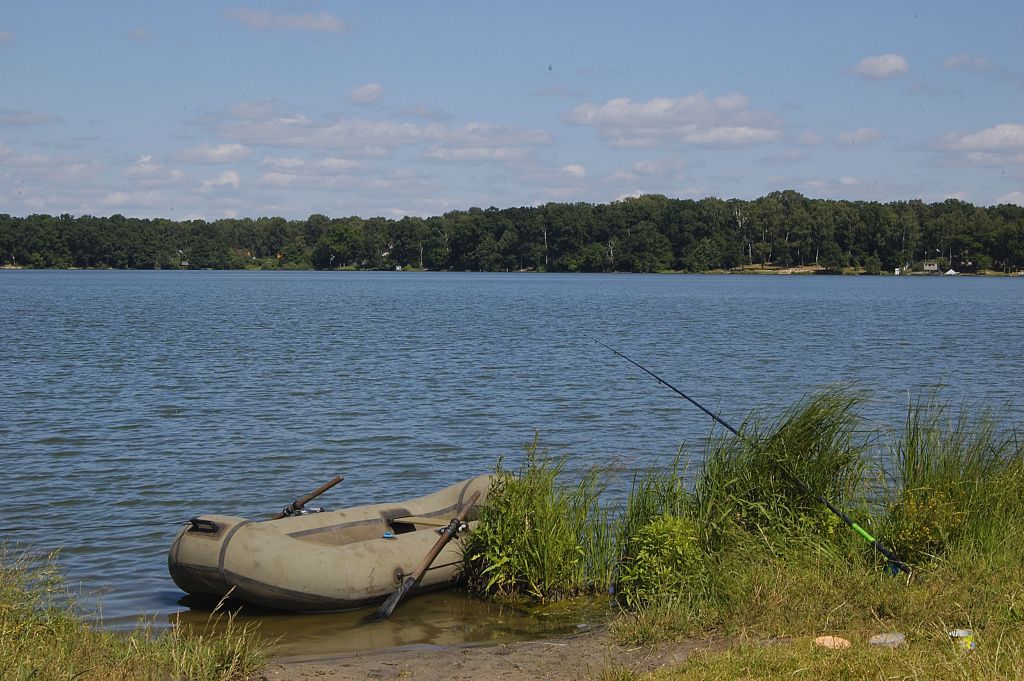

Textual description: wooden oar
[271,475,344,519]
[376,490,481,619]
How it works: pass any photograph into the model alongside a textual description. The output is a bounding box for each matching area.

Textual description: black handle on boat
[272,475,344,520]
[376,490,481,619]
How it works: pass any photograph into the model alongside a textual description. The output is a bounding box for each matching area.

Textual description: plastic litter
[869,632,907,648]
[814,635,851,649]
[949,629,976,651]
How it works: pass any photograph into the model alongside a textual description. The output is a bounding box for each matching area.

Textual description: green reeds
[462,438,616,602]
[0,548,269,681]
[882,393,1024,564]
[691,388,868,551]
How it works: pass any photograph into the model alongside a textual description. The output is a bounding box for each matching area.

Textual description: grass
[0,548,269,681]
[646,630,1024,681]
[462,438,616,602]
[464,388,1024,680]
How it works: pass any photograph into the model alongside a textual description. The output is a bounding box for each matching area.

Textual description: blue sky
[1,1,1022,219]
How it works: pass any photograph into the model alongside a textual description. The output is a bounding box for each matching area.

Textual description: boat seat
[392,515,450,527]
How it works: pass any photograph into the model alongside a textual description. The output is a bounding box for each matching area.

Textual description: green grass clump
[615,513,706,609]
[691,389,867,551]
[0,549,269,681]
[463,438,616,602]
[881,394,1024,565]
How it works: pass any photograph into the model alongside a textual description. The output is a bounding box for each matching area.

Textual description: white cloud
[942,53,1024,89]
[223,7,346,33]
[201,170,241,192]
[254,155,364,189]
[396,104,452,121]
[0,146,102,185]
[839,176,861,186]
[533,84,585,98]
[0,143,54,167]
[213,112,550,160]
[99,190,164,208]
[259,156,306,170]
[347,83,383,105]
[259,155,361,173]
[561,163,586,178]
[0,108,60,126]
[607,159,687,183]
[228,100,281,121]
[257,172,300,188]
[124,155,186,185]
[851,53,909,79]
[684,126,779,146]
[319,157,360,172]
[424,146,528,162]
[945,123,1024,150]
[836,128,883,146]
[944,53,991,72]
[757,150,805,165]
[996,190,1024,205]
[177,143,251,163]
[565,92,782,148]
[796,131,823,146]
[936,123,1024,167]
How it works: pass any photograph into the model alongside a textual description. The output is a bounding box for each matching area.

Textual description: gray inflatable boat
[168,475,490,611]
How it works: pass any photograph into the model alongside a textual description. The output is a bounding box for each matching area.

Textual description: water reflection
[169,590,600,658]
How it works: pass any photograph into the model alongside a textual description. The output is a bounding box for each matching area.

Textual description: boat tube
[167,475,491,611]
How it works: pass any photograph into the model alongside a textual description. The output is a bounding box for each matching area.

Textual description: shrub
[462,440,615,602]
[882,486,964,564]
[616,513,706,608]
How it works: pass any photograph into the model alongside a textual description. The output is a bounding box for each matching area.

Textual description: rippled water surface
[1,271,1020,649]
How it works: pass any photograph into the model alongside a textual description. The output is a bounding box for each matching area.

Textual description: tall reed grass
[882,393,1024,563]
[462,438,616,602]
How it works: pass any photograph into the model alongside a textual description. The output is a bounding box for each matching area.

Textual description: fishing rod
[593,339,910,576]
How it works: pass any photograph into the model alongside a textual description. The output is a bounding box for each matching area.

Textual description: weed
[0,548,269,680]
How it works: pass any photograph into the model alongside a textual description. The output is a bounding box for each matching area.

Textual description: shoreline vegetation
[6,388,1024,679]
[3,192,1023,275]
[461,388,1024,679]
[0,549,267,680]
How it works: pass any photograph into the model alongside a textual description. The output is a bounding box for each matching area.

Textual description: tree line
[2,191,1023,273]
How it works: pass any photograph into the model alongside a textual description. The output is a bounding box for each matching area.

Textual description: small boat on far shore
[168,475,490,612]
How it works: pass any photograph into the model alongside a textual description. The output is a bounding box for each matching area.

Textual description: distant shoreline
[2,264,1021,276]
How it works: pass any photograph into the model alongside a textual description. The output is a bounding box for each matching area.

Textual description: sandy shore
[261,628,721,681]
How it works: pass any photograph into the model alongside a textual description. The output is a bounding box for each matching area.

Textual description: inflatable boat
[168,475,490,611]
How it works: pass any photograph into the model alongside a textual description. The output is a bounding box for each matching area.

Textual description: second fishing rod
[595,339,910,576]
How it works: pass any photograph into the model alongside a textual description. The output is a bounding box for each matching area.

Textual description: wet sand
[262,628,722,681]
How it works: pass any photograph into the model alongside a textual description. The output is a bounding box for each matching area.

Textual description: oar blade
[374,489,482,620]
[377,577,415,619]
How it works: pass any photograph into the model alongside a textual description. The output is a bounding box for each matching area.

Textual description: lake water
[1,270,1020,651]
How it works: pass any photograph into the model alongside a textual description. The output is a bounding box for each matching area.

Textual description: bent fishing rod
[593,339,910,576]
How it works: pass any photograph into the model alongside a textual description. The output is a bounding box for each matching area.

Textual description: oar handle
[407,490,481,581]
[376,489,481,619]
[272,475,344,519]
